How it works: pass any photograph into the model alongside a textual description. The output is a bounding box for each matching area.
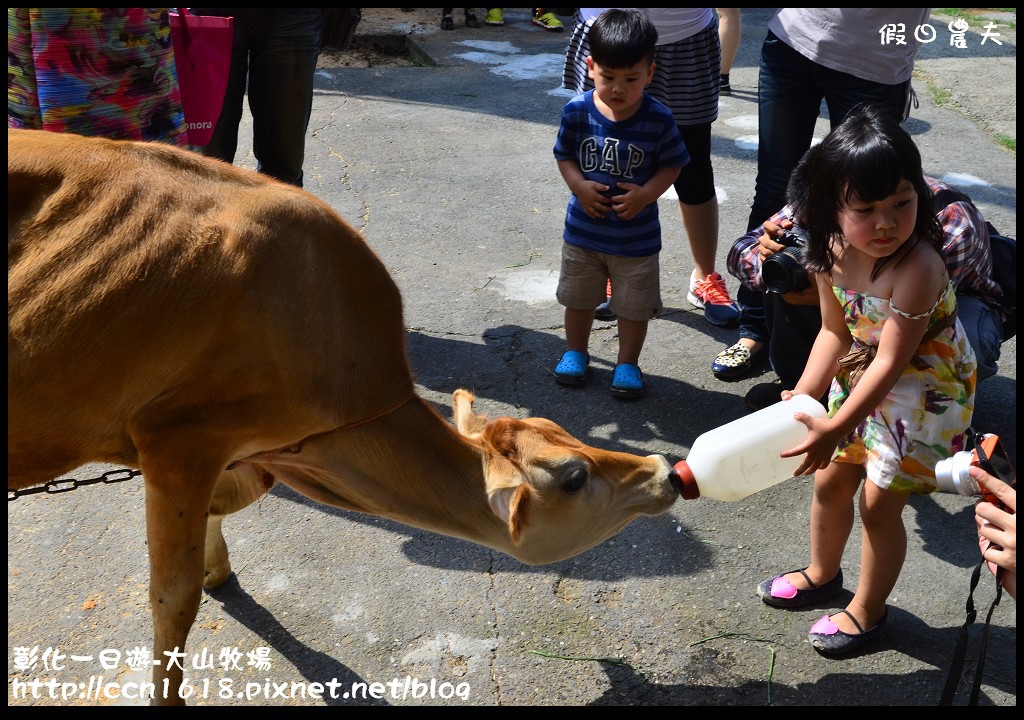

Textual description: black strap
[970,567,1003,705]
[939,559,1004,705]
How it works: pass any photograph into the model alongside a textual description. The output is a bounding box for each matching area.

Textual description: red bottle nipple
[674,460,700,499]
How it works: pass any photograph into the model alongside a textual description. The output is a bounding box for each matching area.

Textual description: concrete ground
[8,8,1016,707]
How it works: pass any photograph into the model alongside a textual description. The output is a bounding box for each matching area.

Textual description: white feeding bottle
[674,394,828,501]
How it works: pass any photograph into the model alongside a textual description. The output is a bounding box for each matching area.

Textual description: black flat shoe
[757,567,844,608]
[809,608,888,655]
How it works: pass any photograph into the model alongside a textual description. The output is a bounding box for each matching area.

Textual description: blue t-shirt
[553,90,689,257]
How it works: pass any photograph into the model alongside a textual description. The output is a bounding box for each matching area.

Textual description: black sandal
[756,567,844,608]
[809,607,889,655]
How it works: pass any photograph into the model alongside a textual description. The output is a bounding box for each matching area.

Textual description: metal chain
[8,467,142,502]
[8,398,411,502]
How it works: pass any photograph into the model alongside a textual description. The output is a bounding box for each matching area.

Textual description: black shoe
[720,74,731,96]
[809,608,889,656]
[746,381,829,412]
[465,12,480,28]
[744,380,787,412]
[757,568,844,608]
[441,15,454,30]
[594,298,616,321]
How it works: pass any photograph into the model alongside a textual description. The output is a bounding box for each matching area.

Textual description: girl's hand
[779,402,839,477]
[575,180,613,219]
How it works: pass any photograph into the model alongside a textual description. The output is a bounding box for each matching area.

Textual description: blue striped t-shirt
[553,90,689,257]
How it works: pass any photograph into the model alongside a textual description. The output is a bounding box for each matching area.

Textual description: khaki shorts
[556,242,662,321]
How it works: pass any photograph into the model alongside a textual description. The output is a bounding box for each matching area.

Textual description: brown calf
[8,128,681,704]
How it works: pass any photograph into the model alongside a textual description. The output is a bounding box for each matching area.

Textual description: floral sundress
[829,282,977,494]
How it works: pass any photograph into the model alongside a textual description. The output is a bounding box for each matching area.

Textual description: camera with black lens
[934,432,1016,510]
[760,226,810,294]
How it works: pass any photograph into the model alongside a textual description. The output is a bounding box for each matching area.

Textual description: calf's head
[454,390,680,564]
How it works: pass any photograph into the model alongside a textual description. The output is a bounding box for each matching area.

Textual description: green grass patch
[935,8,1016,30]
[995,135,1016,154]
[929,86,953,106]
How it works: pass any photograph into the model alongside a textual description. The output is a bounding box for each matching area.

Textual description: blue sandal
[554,350,589,386]
[610,363,644,398]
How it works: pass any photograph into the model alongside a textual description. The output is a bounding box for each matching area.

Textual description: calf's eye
[561,467,588,494]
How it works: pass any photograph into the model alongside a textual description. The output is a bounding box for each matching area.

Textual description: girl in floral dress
[756,104,977,655]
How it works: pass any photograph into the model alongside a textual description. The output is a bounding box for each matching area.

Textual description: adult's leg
[647,27,723,288]
[956,294,1002,382]
[675,122,738,326]
[680,200,720,281]
[736,284,769,345]
[822,69,910,130]
[747,31,824,231]
[764,290,822,389]
[675,120,720,281]
[192,8,252,165]
[711,284,769,379]
[716,9,741,78]
[739,36,821,376]
[247,8,323,187]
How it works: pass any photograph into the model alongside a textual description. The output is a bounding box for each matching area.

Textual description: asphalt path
[7,8,1016,707]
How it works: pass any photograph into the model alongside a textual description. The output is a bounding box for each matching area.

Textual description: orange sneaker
[687,271,739,327]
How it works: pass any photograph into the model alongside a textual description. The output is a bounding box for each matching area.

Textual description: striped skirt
[562,12,721,128]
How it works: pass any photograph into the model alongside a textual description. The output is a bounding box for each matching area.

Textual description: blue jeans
[739,30,912,381]
[191,8,323,187]
[957,295,1002,382]
[747,31,911,230]
[762,291,822,390]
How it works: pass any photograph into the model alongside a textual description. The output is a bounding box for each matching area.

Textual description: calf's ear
[489,483,533,543]
[452,389,488,438]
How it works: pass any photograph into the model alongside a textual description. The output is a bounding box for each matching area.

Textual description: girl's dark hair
[589,9,658,70]
[793,103,943,280]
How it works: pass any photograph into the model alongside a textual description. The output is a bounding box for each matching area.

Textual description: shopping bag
[169,8,234,146]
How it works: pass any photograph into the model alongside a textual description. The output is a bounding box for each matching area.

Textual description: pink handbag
[169,8,234,146]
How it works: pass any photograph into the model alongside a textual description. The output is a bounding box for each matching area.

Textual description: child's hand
[779,394,839,476]
[609,182,648,221]
[575,181,613,219]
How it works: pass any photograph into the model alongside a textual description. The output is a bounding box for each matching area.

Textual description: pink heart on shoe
[770,576,799,599]
[810,614,839,635]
